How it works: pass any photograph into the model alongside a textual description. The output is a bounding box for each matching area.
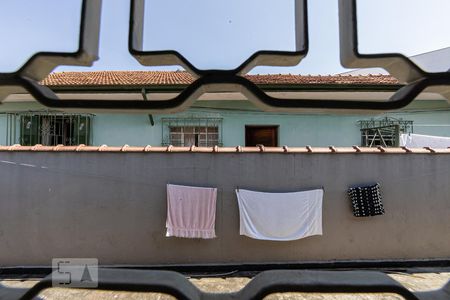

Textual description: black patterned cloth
[347,183,385,217]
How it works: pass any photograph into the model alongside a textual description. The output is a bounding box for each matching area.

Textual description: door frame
[245,125,279,147]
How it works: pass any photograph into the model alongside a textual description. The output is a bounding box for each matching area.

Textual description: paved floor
[1,270,449,299]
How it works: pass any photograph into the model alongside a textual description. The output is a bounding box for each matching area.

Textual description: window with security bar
[162,118,222,147]
[4,112,93,146]
[359,117,413,147]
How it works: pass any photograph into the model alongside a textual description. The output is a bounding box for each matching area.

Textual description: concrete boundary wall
[0,152,449,266]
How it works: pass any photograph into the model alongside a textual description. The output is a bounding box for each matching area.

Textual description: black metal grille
[0,2,449,298]
[1,269,448,300]
[1,0,448,112]
[359,117,413,147]
[4,111,93,146]
[162,117,223,147]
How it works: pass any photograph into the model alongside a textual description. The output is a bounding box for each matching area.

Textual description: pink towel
[166,184,217,239]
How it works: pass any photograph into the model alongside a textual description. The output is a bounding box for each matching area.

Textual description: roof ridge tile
[0,145,449,154]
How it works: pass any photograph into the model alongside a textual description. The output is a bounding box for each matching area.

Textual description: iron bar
[1,269,447,300]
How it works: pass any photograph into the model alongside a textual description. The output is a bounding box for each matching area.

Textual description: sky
[0,0,449,75]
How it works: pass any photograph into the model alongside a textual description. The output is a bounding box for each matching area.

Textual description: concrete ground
[1,270,449,299]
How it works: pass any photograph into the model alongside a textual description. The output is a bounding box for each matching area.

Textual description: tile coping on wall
[0,144,450,154]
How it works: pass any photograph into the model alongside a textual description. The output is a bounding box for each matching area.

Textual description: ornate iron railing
[1,0,449,113]
[0,1,449,298]
[0,269,448,300]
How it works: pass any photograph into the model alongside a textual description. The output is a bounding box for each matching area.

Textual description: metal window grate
[358,117,413,147]
[162,117,222,147]
[4,111,94,146]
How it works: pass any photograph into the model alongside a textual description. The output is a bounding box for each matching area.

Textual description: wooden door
[245,126,278,147]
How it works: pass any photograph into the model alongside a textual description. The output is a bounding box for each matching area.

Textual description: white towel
[400,133,450,148]
[166,184,217,239]
[236,188,323,241]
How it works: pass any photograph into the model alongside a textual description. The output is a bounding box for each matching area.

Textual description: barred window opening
[162,118,222,147]
[5,112,94,146]
[358,117,413,147]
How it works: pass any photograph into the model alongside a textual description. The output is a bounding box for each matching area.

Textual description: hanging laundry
[235,188,323,241]
[400,133,450,148]
[166,184,217,239]
[347,183,385,217]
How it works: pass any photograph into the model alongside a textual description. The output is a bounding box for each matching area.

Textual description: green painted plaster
[1,100,450,146]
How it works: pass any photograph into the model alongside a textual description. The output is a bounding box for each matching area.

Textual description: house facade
[1,71,450,147]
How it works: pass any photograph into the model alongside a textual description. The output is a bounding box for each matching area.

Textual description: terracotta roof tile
[245,73,399,85]
[40,71,193,86]
[40,71,400,87]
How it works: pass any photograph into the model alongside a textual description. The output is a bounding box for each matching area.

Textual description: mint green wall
[1,100,450,146]
[92,100,450,146]
[93,114,161,146]
[393,111,450,137]
[90,108,363,146]
[220,112,362,146]
[93,111,365,146]
[0,116,6,145]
